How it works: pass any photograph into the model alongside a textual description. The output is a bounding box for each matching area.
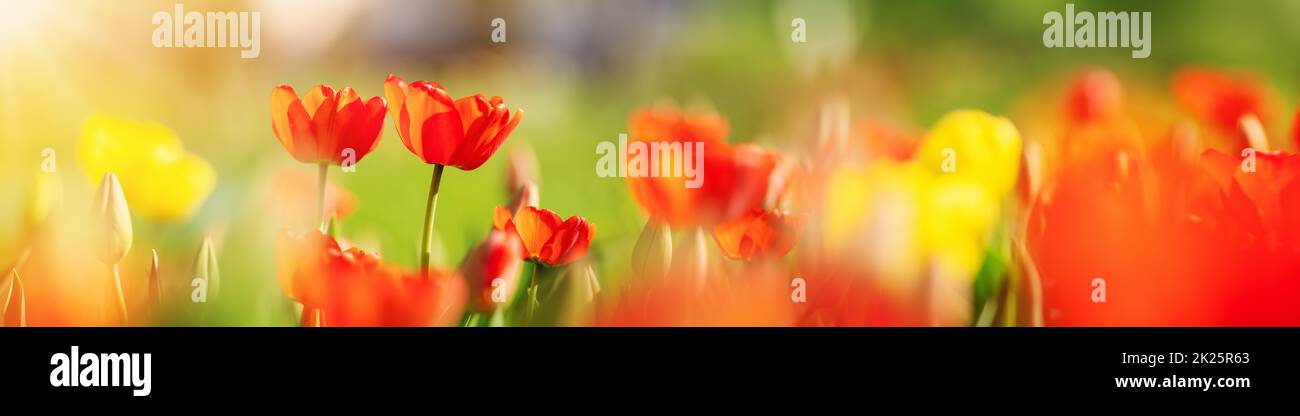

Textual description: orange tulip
[269,84,387,166]
[626,104,776,228]
[460,228,525,312]
[275,230,466,326]
[494,206,595,266]
[384,74,523,170]
[712,208,808,261]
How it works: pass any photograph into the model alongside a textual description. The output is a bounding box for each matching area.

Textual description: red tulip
[460,228,525,312]
[1173,68,1277,148]
[384,74,523,170]
[1027,110,1300,325]
[275,230,467,326]
[494,206,595,266]
[269,84,386,166]
[712,208,808,261]
[626,104,776,228]
[1199,148,1300,246]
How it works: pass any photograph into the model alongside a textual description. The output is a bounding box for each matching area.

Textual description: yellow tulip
[915,110,1022,281]
[77,114,216,221]
[915,109,1022,197]
[921,177,1000,282]
[824,110,1023,287]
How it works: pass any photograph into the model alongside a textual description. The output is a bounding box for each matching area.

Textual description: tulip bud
[534,263,602,326]
[194,236,220,298]
[147,249,162,309]
[506,181,539,216]
[671,227,709,290]
[461,229,524,313]
[3,269,26,327]
[631,219,672,280]
[93,172,133,264]
[577,263,601,302]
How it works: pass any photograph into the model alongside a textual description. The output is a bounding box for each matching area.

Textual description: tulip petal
[403,82,464,164]
[474,107,524,170]
[713,209,760,260]
[270,85,317,163]
[513,206,562,258]
[543,216,595,266]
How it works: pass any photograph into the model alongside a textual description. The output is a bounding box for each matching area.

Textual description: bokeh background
[2,0,1300,325]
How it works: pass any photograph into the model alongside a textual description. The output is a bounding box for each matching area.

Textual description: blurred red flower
[460,228,525,312]
[384,75,523,170]
[1028,69,1300,325]
[1065,68,1124,125]
[625,104,776,228]
[593,271,793,326]
[712,208,808,261]
[269,84,387,165]
[1173,68,1277,148]
[275,230,466,326]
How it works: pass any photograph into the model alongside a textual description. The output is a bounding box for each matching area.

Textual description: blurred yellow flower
[914,109,1022,281]
[77,114,216,221]
[922,177,999,282]
[915,110,1022,196]
[824,110,1022,287]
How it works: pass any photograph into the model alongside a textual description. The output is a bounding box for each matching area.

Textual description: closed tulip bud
[576,263,601,303]
[194,237,220,297]
[534,263,602,326]
[3,269,26,327]
[631,219,672,280]
[93,172,132,264]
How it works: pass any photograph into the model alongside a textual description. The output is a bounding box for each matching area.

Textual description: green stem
[419,164,447,274]
[316,162,328,232]
[525,261,541,323]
